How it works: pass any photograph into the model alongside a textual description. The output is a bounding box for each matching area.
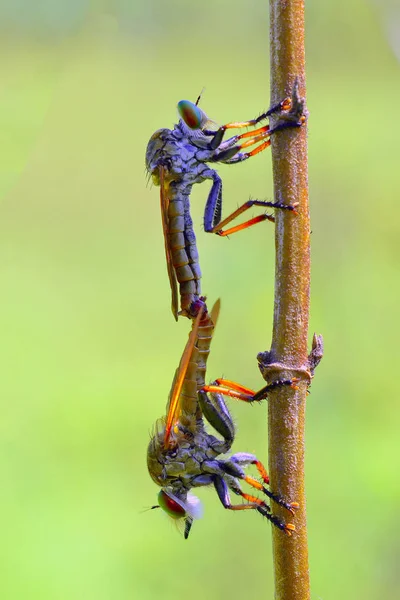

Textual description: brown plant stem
[264,1,312,599]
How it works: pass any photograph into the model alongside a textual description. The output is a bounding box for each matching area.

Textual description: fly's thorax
[145,128,171,173]
[147,421,167,484]
[147,426,192,486]
[157,441,203,484]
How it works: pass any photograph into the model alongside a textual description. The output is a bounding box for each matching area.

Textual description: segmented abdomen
[179,306,215,432]
[168,189,202,316]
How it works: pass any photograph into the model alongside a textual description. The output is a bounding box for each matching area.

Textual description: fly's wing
[159,165,179,321]
[164,304,206,447]
[210,298,221,329]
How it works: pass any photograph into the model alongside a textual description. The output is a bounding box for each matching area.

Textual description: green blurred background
[0,1,399,598]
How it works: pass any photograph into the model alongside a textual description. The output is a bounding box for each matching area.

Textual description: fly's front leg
[202,96,294,151]
[212,110,304,166]
[213,475,295,534]
[222,454,299,515]
[205,94,303,155]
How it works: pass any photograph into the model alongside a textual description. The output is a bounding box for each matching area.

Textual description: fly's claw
[287,502,300,516]
[268,81,308,131]
[290,377,301,391]
[266,96,292,117]
[261,508,296,535]
[284,523,296,536]
[270,201,299,216]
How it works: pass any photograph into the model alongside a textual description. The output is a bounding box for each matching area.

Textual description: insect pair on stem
[145,88,306,538]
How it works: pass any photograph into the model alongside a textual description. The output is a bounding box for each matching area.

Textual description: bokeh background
[0,1,399,599]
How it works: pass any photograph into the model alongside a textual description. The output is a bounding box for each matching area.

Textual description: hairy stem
[265,1,311,599]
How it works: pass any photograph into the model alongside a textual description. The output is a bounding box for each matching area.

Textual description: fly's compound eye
[158,490,186,519]
[177,100,205,130]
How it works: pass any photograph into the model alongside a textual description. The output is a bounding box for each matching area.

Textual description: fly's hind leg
[202,169,298,237]
[198,390,235,454]
[202,378,300,403]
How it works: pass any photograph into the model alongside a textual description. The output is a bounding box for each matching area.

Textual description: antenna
[195,87,206,106]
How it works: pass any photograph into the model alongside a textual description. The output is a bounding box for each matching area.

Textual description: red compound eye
[158,490,186,519]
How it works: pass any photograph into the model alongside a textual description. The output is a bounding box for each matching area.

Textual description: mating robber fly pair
[145,93,305,538]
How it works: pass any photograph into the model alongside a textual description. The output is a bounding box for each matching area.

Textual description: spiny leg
[203,170,298,236]
[203,96,293,150]
[203,104,304,233]
[214,115,304,164]
[210,105,303,162]
[225,453,299,514]
[202,378,300,402]
[209,200,298,237]
[213,475,295,535]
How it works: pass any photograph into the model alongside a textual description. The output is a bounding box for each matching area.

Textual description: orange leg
[214,476,295,535]
[202,378,299,402]
[244,475,299,515]
[204,96,294,150]
[236,124,269,140]
[207,198,298,236]
[205,96,293,136]
[213,378,256,396]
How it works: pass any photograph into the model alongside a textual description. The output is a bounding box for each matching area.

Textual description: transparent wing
[159,165,179,321]
[210,298,221,329]
[164,304,206,447]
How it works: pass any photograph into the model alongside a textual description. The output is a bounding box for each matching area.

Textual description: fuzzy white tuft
[185,493,203,520]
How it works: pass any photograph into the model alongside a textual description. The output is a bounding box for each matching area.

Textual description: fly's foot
[261,485,300,515]
[266,200,299,215]
[266,96,292,117]
[252,377,300,402]
[257,504,296,535]
[268,78,308,134]
[283,523,296,536]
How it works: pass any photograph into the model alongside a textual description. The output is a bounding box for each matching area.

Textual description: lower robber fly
[145,92,305,320]
[147,299,299,539]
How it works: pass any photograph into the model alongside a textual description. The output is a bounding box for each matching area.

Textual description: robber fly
[147,299,298,538]
[145,94,304,320]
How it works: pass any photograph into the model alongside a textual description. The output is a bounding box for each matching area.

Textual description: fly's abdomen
[194,309,215,390]
[179,358,200,432]
[178,306,216,430]
[168,194,202,315]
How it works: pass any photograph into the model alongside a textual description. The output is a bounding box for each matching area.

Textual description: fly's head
[177,100,218,141]
[153,489,203,539]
